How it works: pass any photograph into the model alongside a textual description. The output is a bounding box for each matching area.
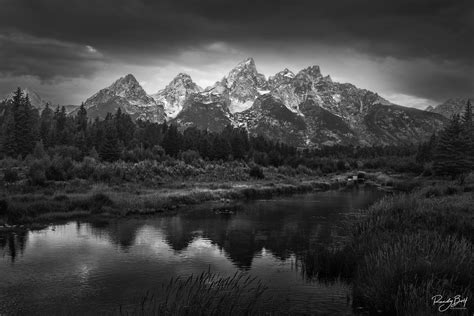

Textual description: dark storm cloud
[0,0,472,101]
[0,32,104,80]
[2,0,472,60]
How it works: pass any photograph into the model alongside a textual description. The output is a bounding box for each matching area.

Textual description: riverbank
[299,174,474,315]
[0,168,420,230]
[0,174,350,228]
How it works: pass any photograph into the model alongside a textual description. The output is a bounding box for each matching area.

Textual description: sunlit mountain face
[69,57,446,146]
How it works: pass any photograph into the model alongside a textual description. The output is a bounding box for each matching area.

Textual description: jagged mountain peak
[109,74,141,91]
[268,68,296,89]
[238,57,256,67]
[226,57,262,87]
[123,73,138,81]
[152,73,202,119]
[82,74,165,122]
[274,68,296,78]
[322,75,333,83]
[281,68,295,76]
[296,65,323,81]
[216,57,268,114]
[168,73,200,89]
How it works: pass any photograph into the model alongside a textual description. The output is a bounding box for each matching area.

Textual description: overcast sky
[0,0,472,108]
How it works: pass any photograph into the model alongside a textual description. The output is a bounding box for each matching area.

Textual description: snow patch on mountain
[152,73,202,118]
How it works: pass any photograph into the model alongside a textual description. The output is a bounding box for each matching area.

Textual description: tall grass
[119,270,268,316]
[296,180,474,315]
[350,182,474,315]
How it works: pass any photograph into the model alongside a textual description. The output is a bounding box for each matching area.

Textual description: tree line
[1,88,471,177]
[0,88,299,164]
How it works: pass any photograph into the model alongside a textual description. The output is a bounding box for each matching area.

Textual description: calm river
[0,188,384,315]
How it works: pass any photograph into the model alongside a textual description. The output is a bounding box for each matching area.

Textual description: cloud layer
[0,0,472,106]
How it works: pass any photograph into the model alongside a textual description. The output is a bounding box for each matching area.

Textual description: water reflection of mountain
[157,190,381,269]
[88,220,141,251]
[1,190,382,268]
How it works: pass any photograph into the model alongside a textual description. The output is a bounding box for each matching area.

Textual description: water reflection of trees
[0,231,28,263]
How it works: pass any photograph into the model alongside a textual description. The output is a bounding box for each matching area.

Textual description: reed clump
[119,270,268,316]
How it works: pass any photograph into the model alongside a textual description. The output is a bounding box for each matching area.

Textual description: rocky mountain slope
[172,93,232,133]
[79,58,448,146]
[152,73,202,118]
[426,98,472,118]
[79,74,165,122]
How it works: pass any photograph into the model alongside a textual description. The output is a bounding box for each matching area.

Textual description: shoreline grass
[350,184,474,315]
[294,174,474,315]
[0,176,345,226]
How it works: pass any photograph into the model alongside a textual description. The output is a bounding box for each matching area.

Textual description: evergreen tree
[461,99,472,127]
[416,133,437,163]
[2,103,16,156]
[40,104,54,146]
[461,99,474,168]
[114,108,135,147]
[433,115,471,178]
[11,88,37,156]
[100,123,120,162]
[162,124,181,157]
[212,136,232,160]
[76,103,88,132]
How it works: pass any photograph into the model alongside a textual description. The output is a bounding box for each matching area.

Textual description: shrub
[46,156,74,181]
[73,157,97,179]
[0,199,8,217]
[296,164,314,175]
[53,195,69,201]
[90,193,114,209]
[249,165,265,179]
[180,150,201,165]
[47,145,83,161]
[33,141,47,159]
[151,145,165,159]
[89,147,100,160]
[336,159,347,171]
[3,168,19,183]
[421,166,433,177]
[28,160,47,186]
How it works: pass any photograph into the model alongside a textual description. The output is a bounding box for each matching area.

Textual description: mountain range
[4,58,456,147]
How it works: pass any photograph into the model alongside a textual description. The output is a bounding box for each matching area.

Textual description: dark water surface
[0,188,384,315]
